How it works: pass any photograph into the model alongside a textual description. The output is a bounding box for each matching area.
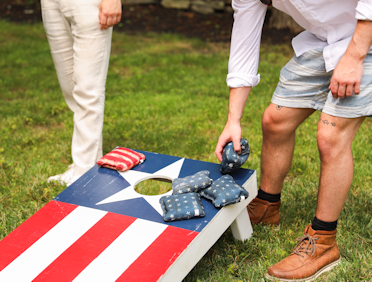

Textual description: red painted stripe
[0,201,77,271]
[116,226,198,282]
[33,213,136,282]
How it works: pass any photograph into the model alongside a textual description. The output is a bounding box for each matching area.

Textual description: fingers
[337,83,346,99]
[116,13,122,24]
[99,2,122,30]
[336,81,353,99]
[354,81,361,95]
[99,13,114,30]
[214,142,224,163]
[215,120,242,162]
[215,137,242,163]
[329,75,347,99]
[329,79,339,99]
[345,83,354,97]
[101,14,121,29]
[215,133,233,162]
[329,78,359,99]
[99,10,108,30]
[331,82,357,99]
[232,137,242,155]
[106,16,113,27]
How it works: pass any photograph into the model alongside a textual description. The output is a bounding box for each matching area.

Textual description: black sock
[257,188,281,203]
[312,216,338,231]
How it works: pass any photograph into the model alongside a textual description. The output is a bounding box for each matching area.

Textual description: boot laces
[293,234,319,258]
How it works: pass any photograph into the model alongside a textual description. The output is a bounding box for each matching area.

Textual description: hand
[328,20,372,100]
[329,53,364,99]
[215,120,242,162]
[99,0,122,30]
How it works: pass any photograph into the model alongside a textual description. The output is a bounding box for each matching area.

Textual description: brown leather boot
[265,224,341,281]
[247,197,281,225]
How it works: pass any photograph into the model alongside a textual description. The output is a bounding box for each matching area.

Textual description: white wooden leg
[230,208,253,241]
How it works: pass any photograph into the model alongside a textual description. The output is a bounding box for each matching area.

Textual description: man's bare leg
[316,112,365,222]
[266,113,365,281]
[260,103,315,194]
[247,103,315,225]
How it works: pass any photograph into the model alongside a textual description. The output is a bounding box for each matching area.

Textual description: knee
[317,130,331,158]
[262,108,292,137]
[317,128,343,160]
[262,108,278,135]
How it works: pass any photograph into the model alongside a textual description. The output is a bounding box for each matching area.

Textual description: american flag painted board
[0,150,257,282]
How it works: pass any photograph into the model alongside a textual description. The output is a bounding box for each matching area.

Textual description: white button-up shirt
[227,0,372,88]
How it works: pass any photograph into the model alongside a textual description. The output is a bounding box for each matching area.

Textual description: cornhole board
[0,149,257,282]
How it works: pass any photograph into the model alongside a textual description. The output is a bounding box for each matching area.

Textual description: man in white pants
[42,0,122,186]
[215,0,372,280]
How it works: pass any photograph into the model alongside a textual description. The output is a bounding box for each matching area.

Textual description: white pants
[41,0,112,178]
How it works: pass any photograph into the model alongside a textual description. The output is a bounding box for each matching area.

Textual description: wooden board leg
[230,208,253,241]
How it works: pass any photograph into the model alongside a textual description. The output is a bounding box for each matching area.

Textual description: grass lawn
[0,20,371,281]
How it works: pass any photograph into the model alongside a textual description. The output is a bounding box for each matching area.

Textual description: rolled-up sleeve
[227,0,267,88]
[356,0,372,20]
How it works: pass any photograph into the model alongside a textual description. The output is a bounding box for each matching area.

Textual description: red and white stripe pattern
[0,201,198,282]
[97,147,146,172]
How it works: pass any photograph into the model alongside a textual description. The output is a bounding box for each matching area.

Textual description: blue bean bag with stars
[220,138,250,174]
[200,175,249,208]
[159,193,205,221]
[172,170,213,195]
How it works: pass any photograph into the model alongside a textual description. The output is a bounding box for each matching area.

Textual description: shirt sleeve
[227,0,267,88]
[355,0,372,20]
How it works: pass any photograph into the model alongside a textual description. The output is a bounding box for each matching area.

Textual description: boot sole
[264,257,342,282]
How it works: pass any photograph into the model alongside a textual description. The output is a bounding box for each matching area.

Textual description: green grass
[0,20,371,281]
[135,179,173,195]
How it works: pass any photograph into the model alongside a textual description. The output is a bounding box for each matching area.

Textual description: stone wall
[122,0,233,14]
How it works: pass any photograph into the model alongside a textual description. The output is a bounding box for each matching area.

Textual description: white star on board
[96,158,185,215]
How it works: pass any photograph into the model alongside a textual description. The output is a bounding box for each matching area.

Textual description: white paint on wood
[73,219,167,282]
[231,173,257,240]
[0,206,107,282]
[230,208,253,241]
[96,158,185,215]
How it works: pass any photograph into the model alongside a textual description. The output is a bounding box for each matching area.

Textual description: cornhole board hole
[0,149,257,282]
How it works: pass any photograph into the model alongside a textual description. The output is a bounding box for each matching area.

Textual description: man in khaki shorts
[215,0,372,280]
